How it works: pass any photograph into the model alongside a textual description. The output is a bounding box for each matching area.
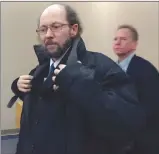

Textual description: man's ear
[132,41,138,50]
[70,24,78,37]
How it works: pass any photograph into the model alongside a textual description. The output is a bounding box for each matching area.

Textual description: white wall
[1,2,158,129]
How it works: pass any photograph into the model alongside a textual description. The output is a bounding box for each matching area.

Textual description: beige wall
[1,2,158,129]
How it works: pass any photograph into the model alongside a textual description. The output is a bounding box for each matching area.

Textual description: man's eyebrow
[39,25,47,27]
[39,22,62,27]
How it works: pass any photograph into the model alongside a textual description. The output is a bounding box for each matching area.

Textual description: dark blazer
[126,55,159,154]
[11,39,145,154]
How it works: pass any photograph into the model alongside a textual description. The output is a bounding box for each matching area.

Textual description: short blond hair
[117,24,139,41]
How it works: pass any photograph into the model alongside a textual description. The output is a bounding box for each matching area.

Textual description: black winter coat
[11,38,145,154]
[126,55,159,154]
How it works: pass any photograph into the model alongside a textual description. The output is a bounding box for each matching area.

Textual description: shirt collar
[50,46,71,68]
[117,52,135,72]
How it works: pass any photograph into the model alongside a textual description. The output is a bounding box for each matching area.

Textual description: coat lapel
[126,55,137,75]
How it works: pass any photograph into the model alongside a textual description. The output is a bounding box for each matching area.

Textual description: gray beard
[45,38,73,59]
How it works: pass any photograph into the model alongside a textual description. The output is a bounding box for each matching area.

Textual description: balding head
[37,4,83,35]
[39,4,67,27]
[41,4,65,16]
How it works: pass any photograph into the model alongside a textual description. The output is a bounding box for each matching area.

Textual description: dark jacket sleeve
[11,68,37,101]
[138,64,159,118]
[56,62,146,142]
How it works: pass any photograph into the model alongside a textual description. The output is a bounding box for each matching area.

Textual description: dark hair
[62,4,83,36]
[117,24,139,41]
[38,4,83,36]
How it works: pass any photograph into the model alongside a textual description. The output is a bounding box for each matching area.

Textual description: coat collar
[33,37,87,66]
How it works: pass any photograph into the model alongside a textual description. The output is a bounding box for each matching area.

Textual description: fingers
[20,75,33,80]
[58,64,66,70]
[54,69,60,76]
[17,75,33,92]
[19,79,32,84]
[52,64,66,91]
[52,76,58,91]
[18,87,31,93]
[52,76,56,82]
[54,64,66,76]
[53,85,59,91]
[19,83,32,89]
[18,84,32,92]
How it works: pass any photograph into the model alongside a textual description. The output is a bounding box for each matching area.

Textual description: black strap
[7,95,19,108]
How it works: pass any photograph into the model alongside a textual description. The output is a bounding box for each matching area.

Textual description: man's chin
[115,50,126,55]
[45,48,63,59]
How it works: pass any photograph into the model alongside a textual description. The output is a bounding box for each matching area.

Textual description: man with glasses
[11,4,145,154]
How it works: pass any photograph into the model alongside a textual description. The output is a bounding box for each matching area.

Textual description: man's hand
[52,64,66,90]
[17,75,33,92]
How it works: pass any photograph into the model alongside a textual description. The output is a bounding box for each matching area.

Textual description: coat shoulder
[131,55,158,75]
[87,51,124,74]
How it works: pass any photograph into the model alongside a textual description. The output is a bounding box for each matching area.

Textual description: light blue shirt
[117,52,135,72]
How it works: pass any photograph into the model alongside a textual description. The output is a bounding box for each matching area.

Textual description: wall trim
[1,128,19,136]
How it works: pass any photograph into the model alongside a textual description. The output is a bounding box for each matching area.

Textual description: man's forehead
[40,4,67,25]
[117,28,132,35]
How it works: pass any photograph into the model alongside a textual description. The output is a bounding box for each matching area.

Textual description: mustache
[45,40,57,46]
[43,38,73,58]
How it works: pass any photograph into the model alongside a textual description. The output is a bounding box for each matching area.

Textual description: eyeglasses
[36,23,70,35]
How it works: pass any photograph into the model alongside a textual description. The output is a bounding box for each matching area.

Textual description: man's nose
[45,28,54,38]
